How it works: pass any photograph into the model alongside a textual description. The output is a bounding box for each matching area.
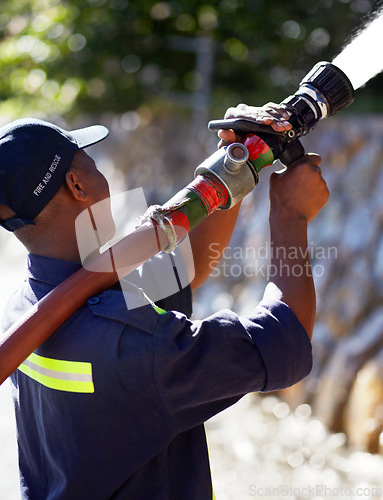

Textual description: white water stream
[333,7,383,89]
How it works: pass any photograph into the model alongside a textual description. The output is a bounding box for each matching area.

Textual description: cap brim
[71,124,109,149]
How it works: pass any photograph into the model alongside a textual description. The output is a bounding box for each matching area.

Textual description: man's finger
[269,120,292,132]
[263,103,290,119]
[218,129,236,142]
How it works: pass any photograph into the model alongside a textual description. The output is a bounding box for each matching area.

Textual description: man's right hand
[269,153,329,223]
[265,154,329,339]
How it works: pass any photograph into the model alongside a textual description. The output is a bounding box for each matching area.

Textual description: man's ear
[65,170,88,201]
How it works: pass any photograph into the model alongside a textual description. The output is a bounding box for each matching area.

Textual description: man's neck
[26,231,82,264]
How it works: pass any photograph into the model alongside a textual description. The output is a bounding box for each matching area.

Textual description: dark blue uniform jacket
[3,254,312,499]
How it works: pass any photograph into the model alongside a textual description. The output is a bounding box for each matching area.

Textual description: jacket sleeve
[153,298,312,432]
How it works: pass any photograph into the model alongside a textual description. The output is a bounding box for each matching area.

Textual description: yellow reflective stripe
[27,352,92,375]
[212,490,216,500]
[18,353,94,393]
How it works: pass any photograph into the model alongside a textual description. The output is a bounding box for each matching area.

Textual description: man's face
[74,150,110,203]
[74,150,116,246]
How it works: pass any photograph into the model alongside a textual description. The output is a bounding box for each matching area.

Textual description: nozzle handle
[279,139,305,167]
[208,118,285,138]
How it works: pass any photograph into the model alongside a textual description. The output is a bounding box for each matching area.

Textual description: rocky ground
[207,394,383,500]
[0,382,20,500]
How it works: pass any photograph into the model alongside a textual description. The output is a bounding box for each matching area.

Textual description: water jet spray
[333,7,383,90]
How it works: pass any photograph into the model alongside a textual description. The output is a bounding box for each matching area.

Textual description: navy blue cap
[0,118,109,231]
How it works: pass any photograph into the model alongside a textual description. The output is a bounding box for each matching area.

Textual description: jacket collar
[26,253,160,334]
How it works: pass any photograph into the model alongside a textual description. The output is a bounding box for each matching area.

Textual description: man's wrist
[269,210,308,234]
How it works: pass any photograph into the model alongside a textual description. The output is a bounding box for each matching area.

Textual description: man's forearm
[263,214,315,339]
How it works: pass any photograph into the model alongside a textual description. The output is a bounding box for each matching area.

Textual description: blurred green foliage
[0,0,381,120]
